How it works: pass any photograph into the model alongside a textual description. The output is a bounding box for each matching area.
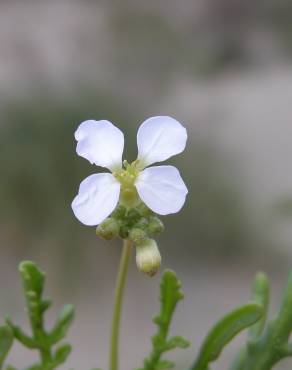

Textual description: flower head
[71,116,188,227]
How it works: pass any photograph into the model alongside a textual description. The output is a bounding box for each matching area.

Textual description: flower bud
[129,227,147,244]
[119,224,129,239]
[136,239,161,277]
[148,216,165,236]
[137,203,153,217]
[135,217,149,231]
[127,208,141,225]
[96,218,120,240]
[111,204,126,219]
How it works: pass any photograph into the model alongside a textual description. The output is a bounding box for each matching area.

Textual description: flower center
[113,160,141,206]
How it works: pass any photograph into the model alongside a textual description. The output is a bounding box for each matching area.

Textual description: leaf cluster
[191,303,263,370]
[2,259,292,370]
[190,270,292,370]
[229,272,292,370]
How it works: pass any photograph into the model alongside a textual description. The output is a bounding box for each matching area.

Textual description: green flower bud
[129,227,147,244]
[119,224,129,239]
[96,218,120,240]
[134,217,149,231]
[111,204,126,219]
[137,203,153,217]
[136,239,161,277]
[148,216,165,236]
[126,208,141,225]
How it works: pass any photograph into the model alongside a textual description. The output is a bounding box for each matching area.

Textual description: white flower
[72,116,188,226]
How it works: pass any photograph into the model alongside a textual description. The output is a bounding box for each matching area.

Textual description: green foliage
[230,271,292,370]
[191,270,292,370]
[6,261,74,370]
[248,272,269,341]
[2,258,292,370]
[191,303,263,370]
[137,270,189,370]
[0,325,13,369]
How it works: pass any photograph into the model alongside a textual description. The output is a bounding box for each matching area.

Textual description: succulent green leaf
[137,270,189,370]
[0,325,13,368]
[53,343,72,365]
[248,272,269,341]
[6,318,36,349]
[49,305,74,344]
[191,303,263,370]
[164,336,190,351]
[230,270,292,370]
[229,346,247,370]
[19,261,45,298]
[40,299,53,313]
[156,360,175,369]
[8,261,74,370]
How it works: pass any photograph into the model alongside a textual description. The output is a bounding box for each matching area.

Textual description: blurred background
[1,1,292,369]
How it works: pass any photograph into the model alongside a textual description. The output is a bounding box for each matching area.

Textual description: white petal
[135,165,188,215]
[72,173,120,226]
[75,120,124,170]
[137,116,187,167]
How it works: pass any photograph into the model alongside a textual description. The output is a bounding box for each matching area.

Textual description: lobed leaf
[7,261,74,370]
[137,270,189,370]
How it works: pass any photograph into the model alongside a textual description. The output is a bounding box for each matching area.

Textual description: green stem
[40,346,52,365]
[109,239,133,370]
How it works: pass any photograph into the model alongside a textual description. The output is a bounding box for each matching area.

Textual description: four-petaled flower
[72,116,188,226]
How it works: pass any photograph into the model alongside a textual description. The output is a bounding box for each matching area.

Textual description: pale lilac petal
[72,173,120,226]
[137,116,187,167]
[135,165,188,215]
[75,120,124,170]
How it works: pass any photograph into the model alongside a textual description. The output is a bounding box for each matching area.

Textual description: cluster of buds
[96,203,164,276]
